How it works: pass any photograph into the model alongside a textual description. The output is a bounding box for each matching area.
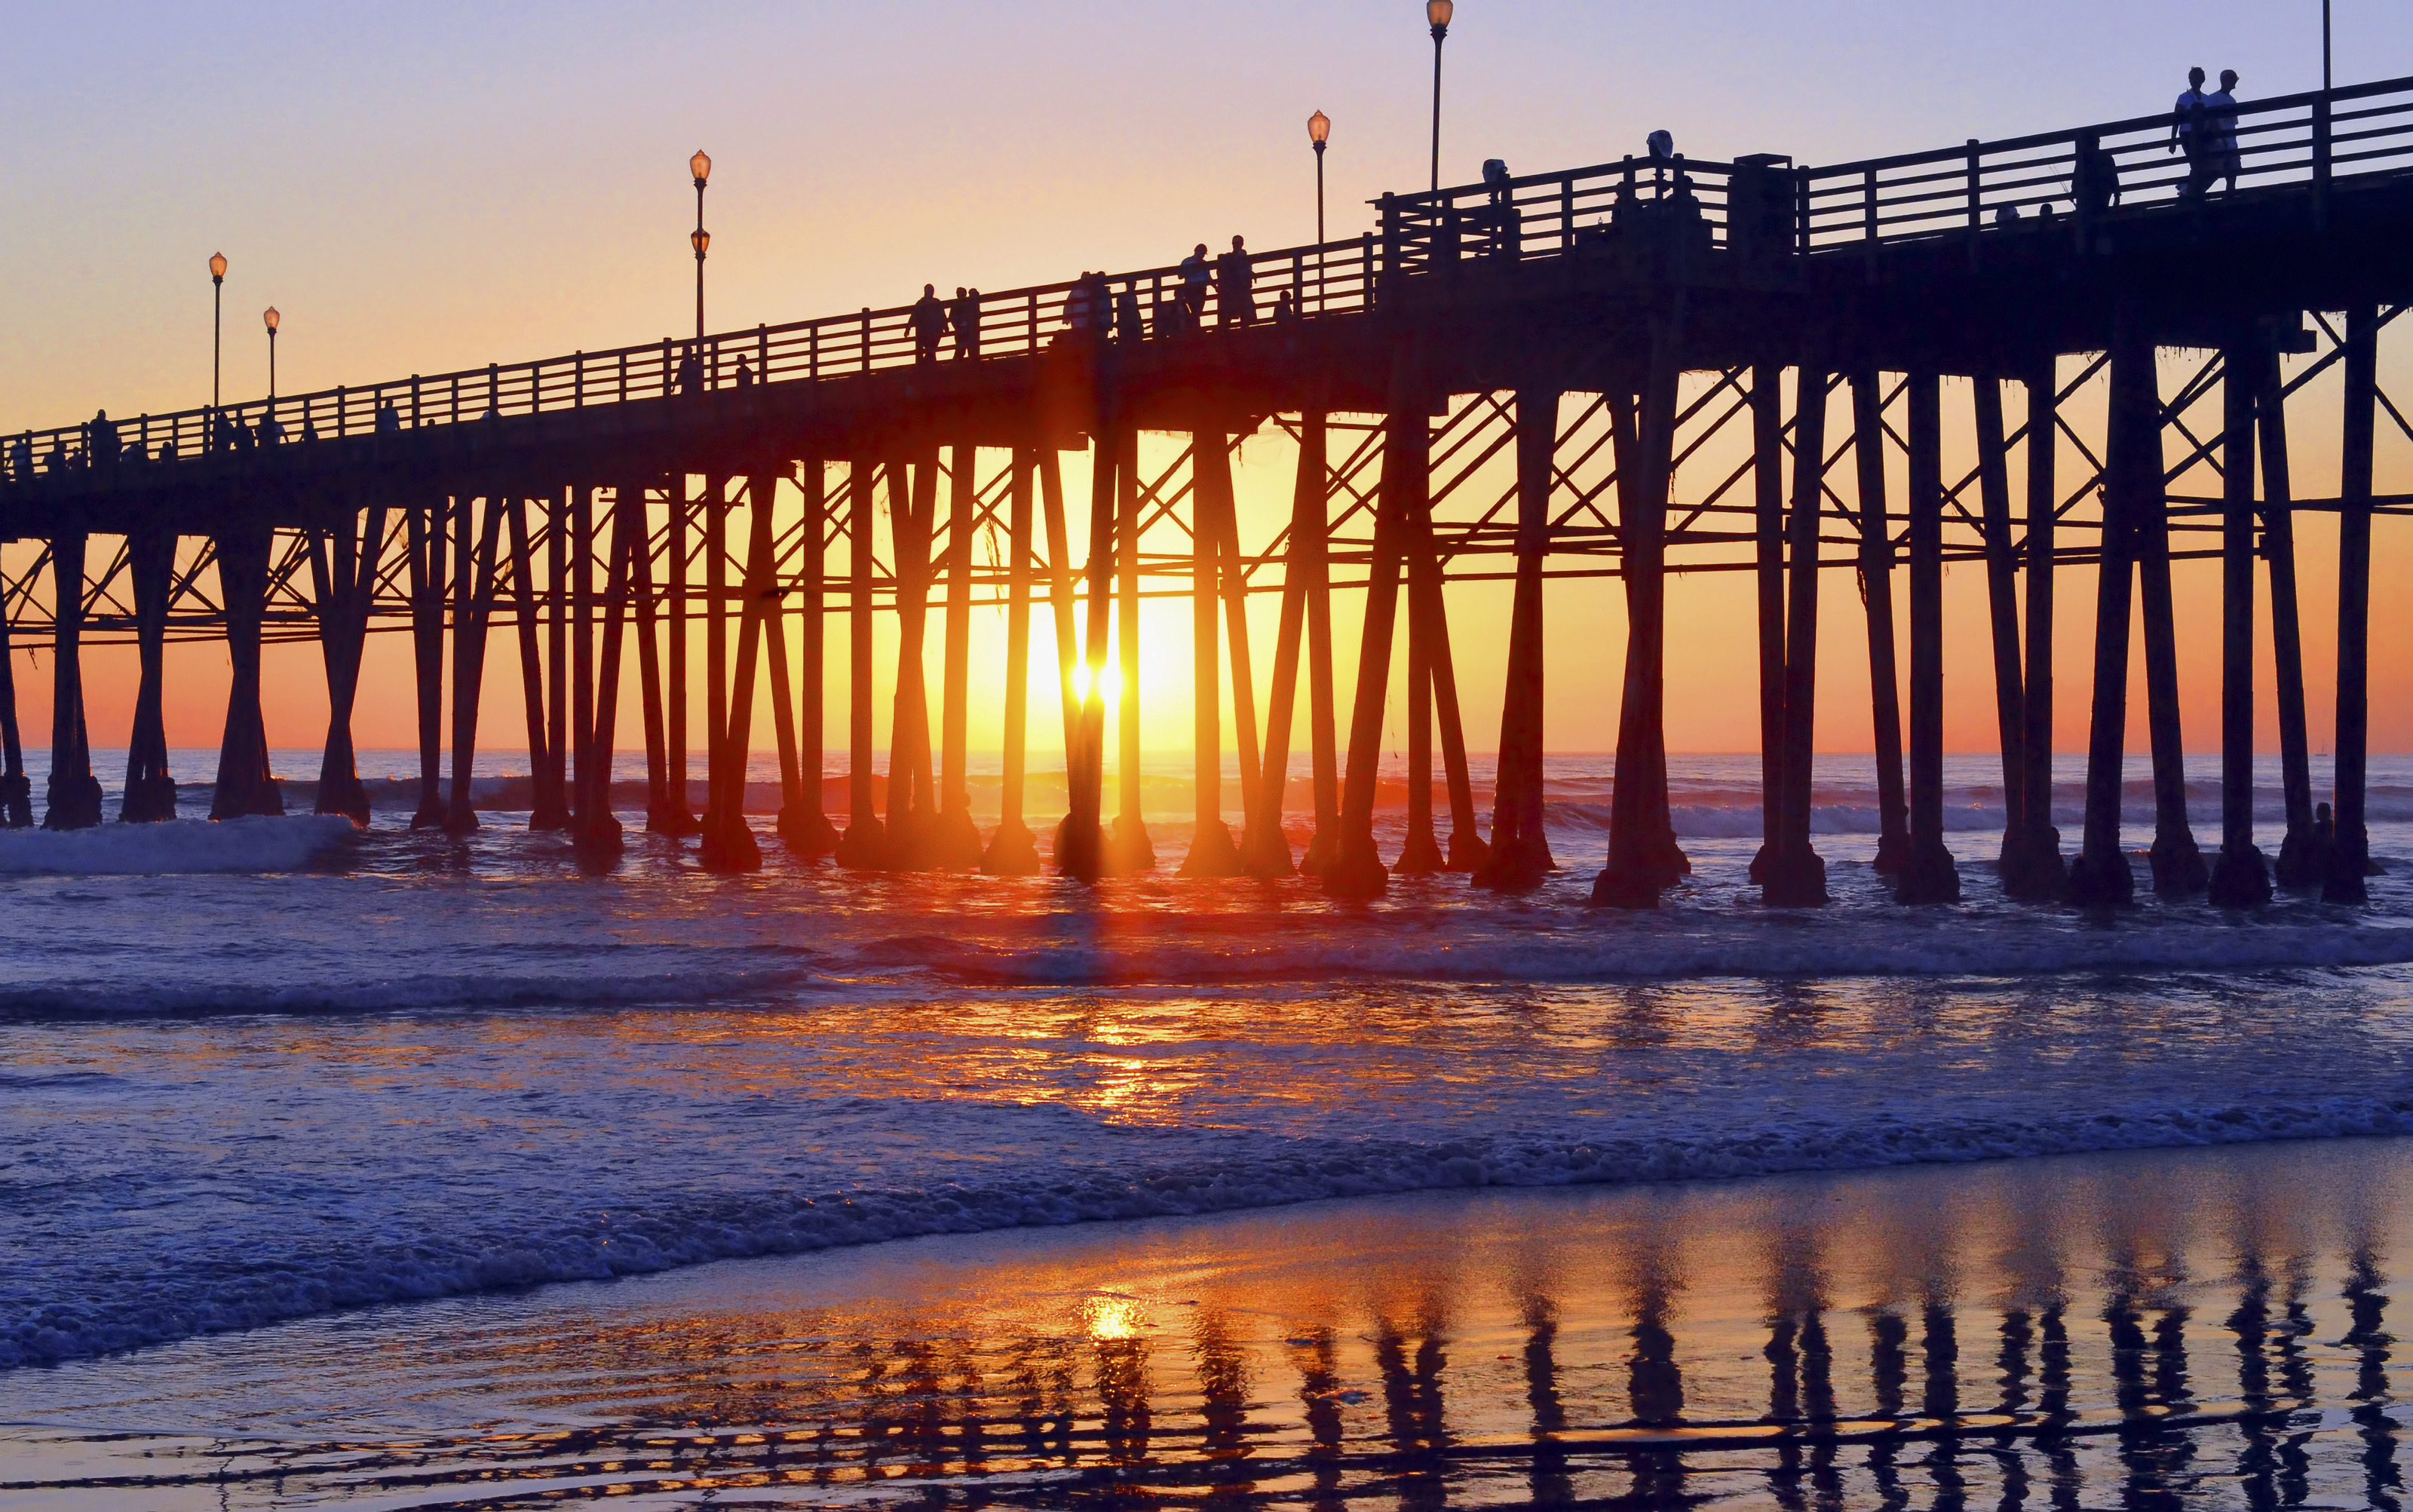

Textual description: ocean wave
[0,965,822,1022]
[11,1089,2411,1371]
[0,816,357,876]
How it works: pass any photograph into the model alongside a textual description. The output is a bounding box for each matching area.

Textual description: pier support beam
[1060,423,1121,882]
[1110,425,1152,873]
[1592,339,1688,906]
[2258,348,2318,887]
[631,483,674,833]
[2327,303,2379,902]
[1038,449,1084,863]
[122,529,179,823]
[1476,388,1556,891]
[885,452,938,867]
[575,483,636,862]
[1749,364,1786,885]
[0,577,26,827]
[569,486,594,842]
[2136,375,2206,897]
[1294,414,1341,878]
[1182,426,1246,877]
[2071,326,2151,906]
[836,459,888,868]
[1974,377,2026,882]
[2003,356,2068,900]
[43,532,102,830]
[1249,421,1312,879]
[701,474,731,845]
[507,497,566,832]
[783,461,840,855]
[2209,342,2272,906]
[702,470,774,873]
[443,496,504,836]
[661,478,700,836]
[1897,370,1960,903]
[933,443,985,867]
[406,501,449,829]
[308,509,382,827]
[983,449,1042,875]
[1327,382,1421,897]
[1409,474,1486,873]
[1850,370,1911,876]
[208,523,284,821]
[1764,366,1829,906]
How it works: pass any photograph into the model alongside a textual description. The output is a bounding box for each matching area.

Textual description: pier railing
[8,75,2412,481]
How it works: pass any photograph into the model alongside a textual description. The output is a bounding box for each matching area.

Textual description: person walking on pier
[8,434,31,482]
[376,400,401,435]
[1179,244,1210,321]
[2171,66,2213,199]
[1216,235,1255,326]
[912,284,947,362]
[676,345,704,395]
[86,411,118,466]
[2209,69,2244,193]
[949,287,981,359]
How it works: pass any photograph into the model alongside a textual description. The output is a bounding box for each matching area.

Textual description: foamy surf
[0,815,357,876]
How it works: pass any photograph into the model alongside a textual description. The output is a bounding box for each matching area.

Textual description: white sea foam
[0,816,356,876]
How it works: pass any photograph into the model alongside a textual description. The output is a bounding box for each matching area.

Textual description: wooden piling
[2209,342,2272,906]
[1326,386,1419,898]
[703,474,731,842]
[507,497,565,831]
[123,528,180,823]
[1592,339,1688,906]
[0,572,27,827]
[785,460,841,855]
[701,469,773,873]
[1209,439,1274,873]
[662,477,699,835]
[836,460,887,867]
[885,452,939,866]
[2135,361,2206,896]
[1408,493,1486,873]
[1302,414,1341,878]
[630,483,675,832]
[1182,426,1246,876]
[1749,363,1786,885]
[1476,389,1556,891]
[2007,355,2067,899]
[1763,367,1829,906]
[407,501,449,830]
[934,443,985,866]
[44,531,101,829]
[305,509,381,827]
[2069,326,2150,906]
[1059,423,1121,882]
[983,448,1042,875]
[574,484,634,861]
[1973,378,2027,871]
[208,523,284,821]
[547,491,572,828]
[2328,303,2379,902]
[1850,370,1911,876]
[1897,370,1960,903]
[2257,347,2318,887]
[1396,516,1445,878]
[1111,425,1152,873]
[444,495,504,836]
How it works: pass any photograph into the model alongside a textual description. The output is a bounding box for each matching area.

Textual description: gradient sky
[2,2,2409,762]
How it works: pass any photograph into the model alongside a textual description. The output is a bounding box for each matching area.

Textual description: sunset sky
[2,1,2410,767]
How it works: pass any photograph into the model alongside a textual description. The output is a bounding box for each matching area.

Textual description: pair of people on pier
[1170,238,1254,326]
[2172,66,2243,197]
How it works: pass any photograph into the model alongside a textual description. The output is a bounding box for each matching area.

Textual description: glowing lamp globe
[209,251,228,281]
[1427,0,1452,29]
[690,150,712,186]
[691,228,710,256]
[262,306,280,333]
[1308,110,1332,147]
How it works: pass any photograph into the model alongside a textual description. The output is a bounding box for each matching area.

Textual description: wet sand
[5,1133,2411,1508]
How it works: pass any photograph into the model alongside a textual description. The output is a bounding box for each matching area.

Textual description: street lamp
[2324,0,2333,89]
[209,251,227,420]
[1427,0,1453,194]
[263,306,280,400]
[1308,110,1332,312]
[690,150,711,356]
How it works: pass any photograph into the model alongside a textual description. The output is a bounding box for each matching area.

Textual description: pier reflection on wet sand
[5,1135,2411,1509]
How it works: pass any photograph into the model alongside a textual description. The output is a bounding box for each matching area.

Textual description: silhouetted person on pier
[2209,70,2244,192]
[1064,273,1095,334]
[2075,138,2123,213]
[44,440,68,475]
[87,411,118,465]
[299,418,318,443]
[1179,244,1210,320]
[1216,235,1254,325]
[375,400,401,435]
[8,434,29,481]
[911,284,946,361]
[949,287,981,358]
[1115,285,1142,342]
[1483,158,1521,259]
[1274,288,1298,324]
[676,347,703,394]
[258,413,284,446]
[2172,67,2213,199]
[734,359,756,388]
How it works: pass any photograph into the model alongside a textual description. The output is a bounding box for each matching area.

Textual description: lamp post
[1308,110,1332,312]
[1427,0,1452,193]
[690,150,711,383]
[2324,0,2333,89]
[209,252,227,419]
[263,307,280,400]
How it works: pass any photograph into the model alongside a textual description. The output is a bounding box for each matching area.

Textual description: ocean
[3,748,2411,1507]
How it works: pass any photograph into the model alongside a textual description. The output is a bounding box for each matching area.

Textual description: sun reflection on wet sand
[5,1134,2413,1507]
